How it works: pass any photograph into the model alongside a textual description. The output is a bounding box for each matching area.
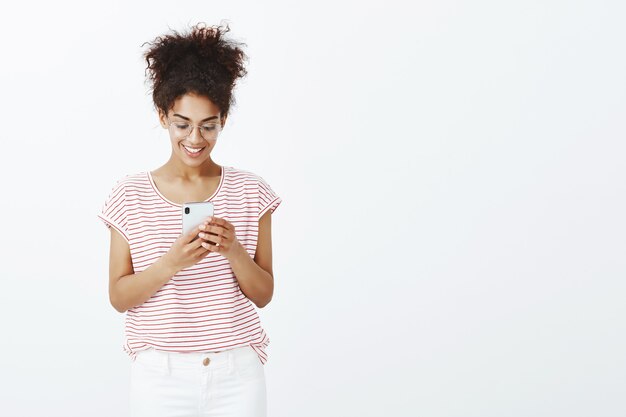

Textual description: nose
[188,126,205,144]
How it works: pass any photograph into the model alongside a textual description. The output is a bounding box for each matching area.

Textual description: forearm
[111,257,177,313]
[228,248,274,308]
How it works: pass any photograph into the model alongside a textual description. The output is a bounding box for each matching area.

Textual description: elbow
[256,294,273,309]
[111,300,127,314]
[253,273,274,308]
[109,294,127,314]
[114,305,128,314]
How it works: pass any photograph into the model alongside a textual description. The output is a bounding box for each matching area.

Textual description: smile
[182,144,206,155]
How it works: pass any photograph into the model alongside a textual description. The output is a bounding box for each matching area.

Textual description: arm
[228,210,275,308]
[108,228,176,313]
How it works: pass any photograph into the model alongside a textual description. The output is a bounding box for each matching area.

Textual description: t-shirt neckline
[146,165,227,207]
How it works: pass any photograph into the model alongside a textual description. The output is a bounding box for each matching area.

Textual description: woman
[97,22,281,417]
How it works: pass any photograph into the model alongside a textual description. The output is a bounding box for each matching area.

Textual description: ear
[158,109,169,129]
[221,115,227,127]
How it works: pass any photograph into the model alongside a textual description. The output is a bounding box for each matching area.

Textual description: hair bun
[142,21,248,118]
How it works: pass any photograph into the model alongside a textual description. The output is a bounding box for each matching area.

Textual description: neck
[162,155,221,181]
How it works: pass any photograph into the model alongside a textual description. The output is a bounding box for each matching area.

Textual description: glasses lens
[199,123,221,141]
[170,122,192,138]
[169,121,221,140]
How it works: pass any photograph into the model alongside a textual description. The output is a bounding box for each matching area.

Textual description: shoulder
[107,172,148,190]
[226,165,268,186]
[226,166,280,208]
[107,171,143,184]
[101,172,149,206]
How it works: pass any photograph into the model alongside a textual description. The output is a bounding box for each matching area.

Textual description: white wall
[0,1,624,416]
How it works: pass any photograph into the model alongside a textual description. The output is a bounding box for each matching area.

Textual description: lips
[181,144,206,157]
[182,144,204,153]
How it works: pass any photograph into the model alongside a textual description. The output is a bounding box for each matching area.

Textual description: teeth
[183,145,204,153]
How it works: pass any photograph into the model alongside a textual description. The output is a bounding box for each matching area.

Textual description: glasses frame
[166,117,223,141]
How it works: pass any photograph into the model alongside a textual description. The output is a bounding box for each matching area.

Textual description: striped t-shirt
[97,165,281,365]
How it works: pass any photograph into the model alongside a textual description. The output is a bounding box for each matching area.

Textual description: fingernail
[199,224,205,230]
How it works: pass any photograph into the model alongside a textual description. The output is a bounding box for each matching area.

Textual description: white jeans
[130,345,267,417]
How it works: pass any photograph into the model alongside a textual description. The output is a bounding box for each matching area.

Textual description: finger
[200,236,225,247]
[200,240,221,252]
[193,244,211,257]
[199,234,223,245]
[182,224,204,245]
[199,226,229,242]
[199,220,224,237]
[207,216,232,232]
[198,223,217,236]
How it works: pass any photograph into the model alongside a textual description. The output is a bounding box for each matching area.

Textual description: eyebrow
[172,113,219,122]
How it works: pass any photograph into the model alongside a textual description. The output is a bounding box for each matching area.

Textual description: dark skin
[107,92,274,312]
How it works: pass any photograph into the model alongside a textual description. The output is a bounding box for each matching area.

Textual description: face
[158,92,227,167]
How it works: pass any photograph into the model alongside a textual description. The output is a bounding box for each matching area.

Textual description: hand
[160,224,210,273]
[198,216,245,260]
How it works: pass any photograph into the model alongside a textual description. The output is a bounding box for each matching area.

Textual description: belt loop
[164,351,171,376]
[228,349,235,374]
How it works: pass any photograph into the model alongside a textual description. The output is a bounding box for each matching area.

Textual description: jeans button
[203,357,210,366]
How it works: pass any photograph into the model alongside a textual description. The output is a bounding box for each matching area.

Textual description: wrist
[157,255,179,278]
[228,242,250,266]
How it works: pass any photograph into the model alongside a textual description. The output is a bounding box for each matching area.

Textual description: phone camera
[184,207,190,214]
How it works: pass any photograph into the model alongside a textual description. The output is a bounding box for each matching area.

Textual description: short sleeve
[258,176,282,220]
[97,179,130,243]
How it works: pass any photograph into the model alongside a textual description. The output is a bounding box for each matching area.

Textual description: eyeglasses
[167,118,223,141]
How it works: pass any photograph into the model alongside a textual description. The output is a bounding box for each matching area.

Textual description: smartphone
[182,201,214,240]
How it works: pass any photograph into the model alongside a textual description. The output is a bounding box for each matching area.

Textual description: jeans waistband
[133,345,255,373]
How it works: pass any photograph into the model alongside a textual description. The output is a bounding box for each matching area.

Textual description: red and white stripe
[97,165,281,365]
